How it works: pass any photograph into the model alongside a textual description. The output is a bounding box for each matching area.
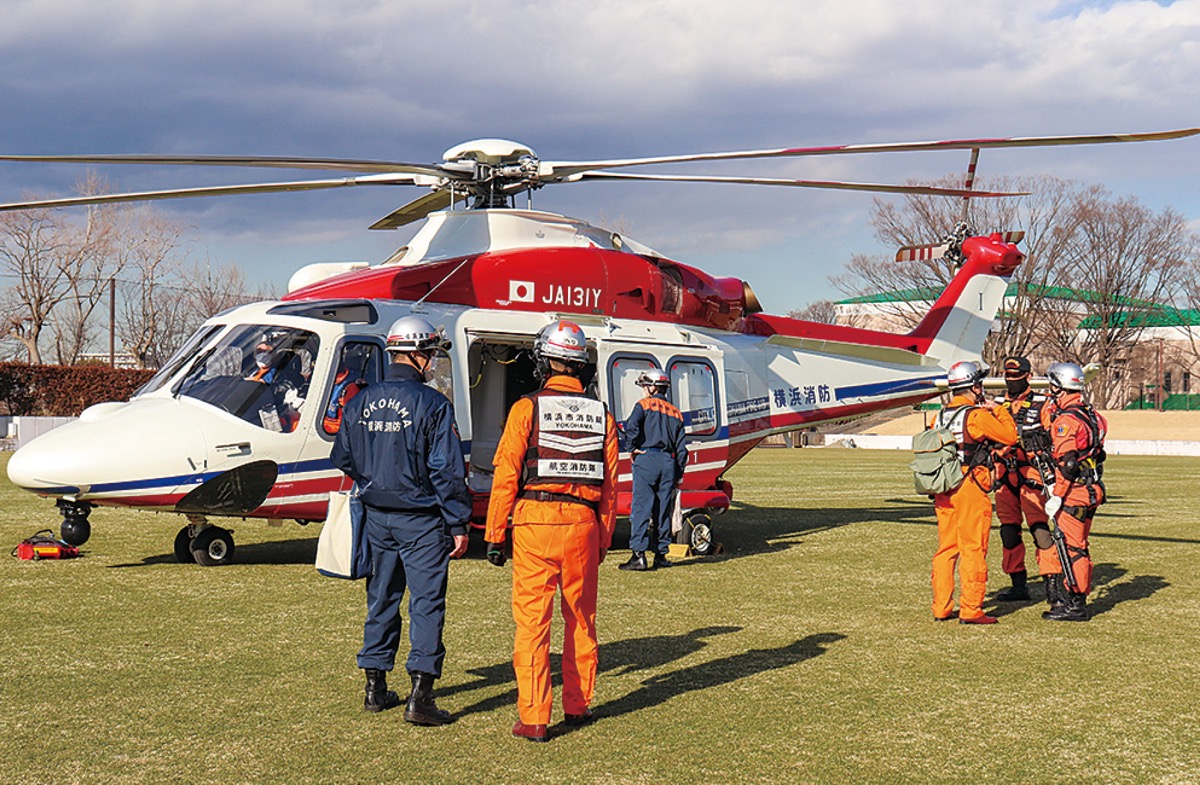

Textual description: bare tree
[829,176,1198,405]
[50,174,125,365]
[834,176,1093,362]
[115,210,188,369]
[0,202,109,364]
[1176,262,1200,381]
[179,258,267,327]
[1045,187,1195,407]
[787,299,839,323]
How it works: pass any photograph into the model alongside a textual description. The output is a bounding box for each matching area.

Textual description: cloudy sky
[1,0,1197,312]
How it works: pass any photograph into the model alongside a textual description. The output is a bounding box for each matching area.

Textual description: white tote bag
[670,489,684,535]
[315,490,372,580]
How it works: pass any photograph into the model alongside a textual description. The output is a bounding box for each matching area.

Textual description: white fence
[5,416,77,451]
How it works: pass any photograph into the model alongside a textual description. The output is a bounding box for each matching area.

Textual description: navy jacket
[332,363,471,534]
[623,393,689,479]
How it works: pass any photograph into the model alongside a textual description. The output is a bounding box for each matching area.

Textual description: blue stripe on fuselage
[834,375,943,400]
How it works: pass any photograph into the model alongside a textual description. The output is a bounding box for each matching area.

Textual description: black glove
[486,542,507,567]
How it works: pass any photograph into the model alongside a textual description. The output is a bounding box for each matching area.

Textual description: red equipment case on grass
[12,530,81,560]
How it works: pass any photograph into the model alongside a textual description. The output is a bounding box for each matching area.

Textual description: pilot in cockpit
[246,329,310,432]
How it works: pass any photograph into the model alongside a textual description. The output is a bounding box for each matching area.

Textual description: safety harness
[1000,392,1051,494]
[937,405,996,491]
[1053,403,1108,508]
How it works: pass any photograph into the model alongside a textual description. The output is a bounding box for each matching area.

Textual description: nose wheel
[174,522,236,566]
[57,500,93,546]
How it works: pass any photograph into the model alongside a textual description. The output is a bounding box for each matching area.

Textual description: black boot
[618,552,649,571]
[996,570,1031,602]
[1045,591,1089,622]
[404,672,454,726]
[363,668,402,713]
[1041,574,1065,618]
[654,553,674,569]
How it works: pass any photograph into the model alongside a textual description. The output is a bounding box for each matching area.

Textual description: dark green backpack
[910,407,971,495]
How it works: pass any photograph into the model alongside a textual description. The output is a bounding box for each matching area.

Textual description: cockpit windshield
[173,325,320,433]
[135,324,224,398]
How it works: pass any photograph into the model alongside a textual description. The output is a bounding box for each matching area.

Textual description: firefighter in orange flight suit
[1039,362,1107,622]
[932,361,1018,624]
[485,320,619,743]
[993,356,1052,602]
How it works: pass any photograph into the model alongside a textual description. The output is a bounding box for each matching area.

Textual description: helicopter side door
[602,346,728,514]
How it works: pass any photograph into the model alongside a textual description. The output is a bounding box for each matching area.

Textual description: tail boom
[906,233,1023,363]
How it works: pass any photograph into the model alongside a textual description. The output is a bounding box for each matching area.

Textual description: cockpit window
[135,325,224,397]
[321,342,382,436]
[173,325,320,433]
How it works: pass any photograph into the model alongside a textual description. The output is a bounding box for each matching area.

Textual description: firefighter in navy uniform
[484,320,620,743]
[331,315,471,724]
[621,368,688,571]
[1039,362,1108,622]
[992,356,1053,601]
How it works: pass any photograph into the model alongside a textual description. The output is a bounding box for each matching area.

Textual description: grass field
[2,448,1198,785]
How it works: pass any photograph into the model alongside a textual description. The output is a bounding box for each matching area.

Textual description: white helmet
[534,320,588,364]
[385,315,449,353]
[636,368,670,388]
[1047,361,1086,392]
[947,360,986,391]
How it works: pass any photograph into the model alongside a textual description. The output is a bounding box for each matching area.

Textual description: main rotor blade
[547,128,1200,178]
[0,173,419,212]
[370,189,470,230]
[575,171,1027,198]
[0,153,453,178]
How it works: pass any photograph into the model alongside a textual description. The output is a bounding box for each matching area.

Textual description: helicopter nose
[6,399,208,499]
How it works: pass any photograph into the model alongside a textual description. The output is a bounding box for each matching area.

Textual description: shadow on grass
[1089,562,1169,617]
[447,626,847,722]
[590,631,846,722]
[108,534,320,568]
[983,561,1169,618]
[708,498,935,559]
[708,494,1200,563]
[447,626,742,717]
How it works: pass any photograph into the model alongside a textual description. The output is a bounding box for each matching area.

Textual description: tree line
[791,176,1200,408]
[0,174,272,368]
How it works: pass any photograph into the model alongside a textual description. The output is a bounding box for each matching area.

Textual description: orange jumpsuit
[994,390,1051,576]
[485,375,619,725]
[1040,394,1107,594]
[932,395,1017,620]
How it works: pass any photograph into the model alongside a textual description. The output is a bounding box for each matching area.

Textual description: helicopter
[1,129,1196,564]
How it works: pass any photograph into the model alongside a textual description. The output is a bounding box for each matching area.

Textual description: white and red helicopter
[1,129,1195,564]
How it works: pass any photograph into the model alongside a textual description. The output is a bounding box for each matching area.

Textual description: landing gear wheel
[191,527,235,567]
[174,526,195,563]
[677,511,714,557]
[60,516,91,547]
[57,500,93,546]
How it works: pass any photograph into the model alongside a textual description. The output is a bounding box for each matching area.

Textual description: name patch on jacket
[525,394,606,483]
[360,398,413,430]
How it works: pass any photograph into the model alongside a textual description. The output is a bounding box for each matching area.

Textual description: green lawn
[1,448,1198,784]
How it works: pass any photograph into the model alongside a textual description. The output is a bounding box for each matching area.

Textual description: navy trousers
[357,508,452,677]
[629,450,677,555]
